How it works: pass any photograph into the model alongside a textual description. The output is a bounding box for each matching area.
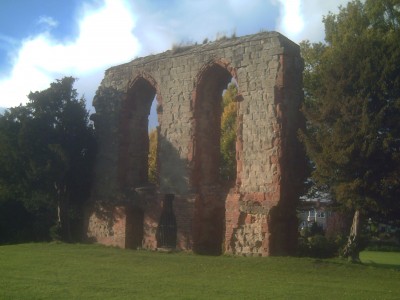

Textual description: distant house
[297,200,332,230]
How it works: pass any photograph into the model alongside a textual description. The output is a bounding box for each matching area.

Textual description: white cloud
[130,0,274,53]
[275,0,351,42]
[0,0,349,109]
[275,0,304,37]
[300,0,351,42]
[0,0,140,108]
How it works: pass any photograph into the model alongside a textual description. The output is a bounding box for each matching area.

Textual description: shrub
[309,235,336,258]
[49,223,62,241]
[297,235,337,258]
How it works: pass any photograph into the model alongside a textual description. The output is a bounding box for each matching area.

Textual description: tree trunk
[60,185,71,242]
[55,182,71,242]
[63,190,71,242]
[343,209,361,262]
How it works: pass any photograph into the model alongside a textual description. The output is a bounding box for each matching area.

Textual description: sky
[0,0,350,116]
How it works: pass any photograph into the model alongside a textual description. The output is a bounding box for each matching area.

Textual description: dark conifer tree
[300,0,400,261]
[0,77,96,242]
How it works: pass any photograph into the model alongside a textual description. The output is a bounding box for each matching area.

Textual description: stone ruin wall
[86,31,305,256]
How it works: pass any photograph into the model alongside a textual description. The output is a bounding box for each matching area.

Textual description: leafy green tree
[0,77,96,242]
[300,0,400,261]
[220,83,237,184]
[148,128,158,184]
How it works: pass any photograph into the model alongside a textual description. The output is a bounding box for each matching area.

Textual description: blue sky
[0,0,349,119]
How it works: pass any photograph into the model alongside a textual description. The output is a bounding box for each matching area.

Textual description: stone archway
[191,61,239,255]
[117,75,162,249]
[118,75,161,190]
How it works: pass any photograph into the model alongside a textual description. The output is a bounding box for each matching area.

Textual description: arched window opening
[194,65,238,190]
[193,63,239,255]
[148,97,159,185]
[119,78,160,189]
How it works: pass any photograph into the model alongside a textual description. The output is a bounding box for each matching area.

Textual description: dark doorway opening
[156,194,177,248]
[126,207,144,249]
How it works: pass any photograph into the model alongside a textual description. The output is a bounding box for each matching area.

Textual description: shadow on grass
[360,251,400,271]
[361,260,400,271]
[308,255,400,272]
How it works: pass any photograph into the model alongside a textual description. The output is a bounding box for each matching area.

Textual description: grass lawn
[360,251,400,270]
[1,243,399,299]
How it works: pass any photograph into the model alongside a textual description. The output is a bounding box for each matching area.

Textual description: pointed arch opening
[118,77,161,189]
[148,95,160,185]
[117,76,162,250]
[192,62,240,255]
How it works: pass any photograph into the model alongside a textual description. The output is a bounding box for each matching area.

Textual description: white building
[298,200,332,230]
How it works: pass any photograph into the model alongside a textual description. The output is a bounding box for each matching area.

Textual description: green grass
[360,251,400,269]
[1,243,400,299]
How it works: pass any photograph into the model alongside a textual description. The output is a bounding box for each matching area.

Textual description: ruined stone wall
[87,31,305,256]
[87,206,127,248]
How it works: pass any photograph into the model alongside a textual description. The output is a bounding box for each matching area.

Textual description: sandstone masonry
[86,31,305,256]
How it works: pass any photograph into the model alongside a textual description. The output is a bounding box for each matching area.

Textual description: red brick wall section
[141,193,162,250]
[225,192,274,256]
[87,206,127,248]
[224,193,241,254]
